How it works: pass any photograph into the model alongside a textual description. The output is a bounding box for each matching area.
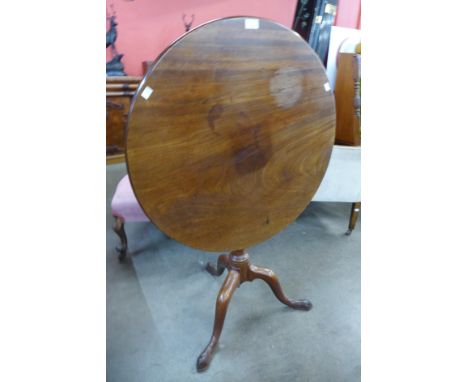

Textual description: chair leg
[113,216,128,261]
[346,202,361,235]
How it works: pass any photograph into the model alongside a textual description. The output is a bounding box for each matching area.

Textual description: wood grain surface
[126,17,335,252]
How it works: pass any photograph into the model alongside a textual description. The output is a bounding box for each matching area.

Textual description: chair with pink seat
[110,174,149,260]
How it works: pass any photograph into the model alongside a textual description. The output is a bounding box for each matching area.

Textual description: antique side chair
[110,174,149,260]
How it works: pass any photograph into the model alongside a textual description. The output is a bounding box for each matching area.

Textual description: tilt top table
[126,16,336,371]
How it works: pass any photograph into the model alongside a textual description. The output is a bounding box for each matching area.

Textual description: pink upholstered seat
[111,175,149,222]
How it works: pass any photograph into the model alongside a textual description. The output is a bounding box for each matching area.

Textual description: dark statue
[106,15,126,76]
[106,54,126,77]
[182,14,195,32]
[106,15,118,50]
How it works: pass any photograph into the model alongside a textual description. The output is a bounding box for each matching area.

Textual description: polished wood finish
[197,250,312,371]
[106,76,143,83]
[113,216,128,261]
[346,201,360,235]
[126,17,334,371]
[106,76,142,156]
[334,52,361,146]
[126,17,336,252]
[142,61,154,75]
[106,153,125,165]
[107,83,139,91]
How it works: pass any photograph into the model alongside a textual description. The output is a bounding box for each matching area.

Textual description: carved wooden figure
[125,17,336,371]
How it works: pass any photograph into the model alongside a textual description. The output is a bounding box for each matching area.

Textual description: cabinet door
[334,53,360,146]
[293,0,337,66]
[106,96,131,155]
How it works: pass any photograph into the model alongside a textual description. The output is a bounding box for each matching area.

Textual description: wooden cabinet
[106,76,142,161]
[334,53,361,146]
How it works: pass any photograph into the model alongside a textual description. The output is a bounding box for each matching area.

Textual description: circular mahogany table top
[126,17,336,252]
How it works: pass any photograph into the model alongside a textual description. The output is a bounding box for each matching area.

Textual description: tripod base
[197,249,312,372]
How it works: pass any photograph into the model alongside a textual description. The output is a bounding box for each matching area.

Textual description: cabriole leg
[206,254,229,276]
[247,264,312,311]
[113,216,128,261]
[196,270,240,371]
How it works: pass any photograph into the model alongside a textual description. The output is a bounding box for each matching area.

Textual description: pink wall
[334,0,361,29]
[106,0,298,76]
